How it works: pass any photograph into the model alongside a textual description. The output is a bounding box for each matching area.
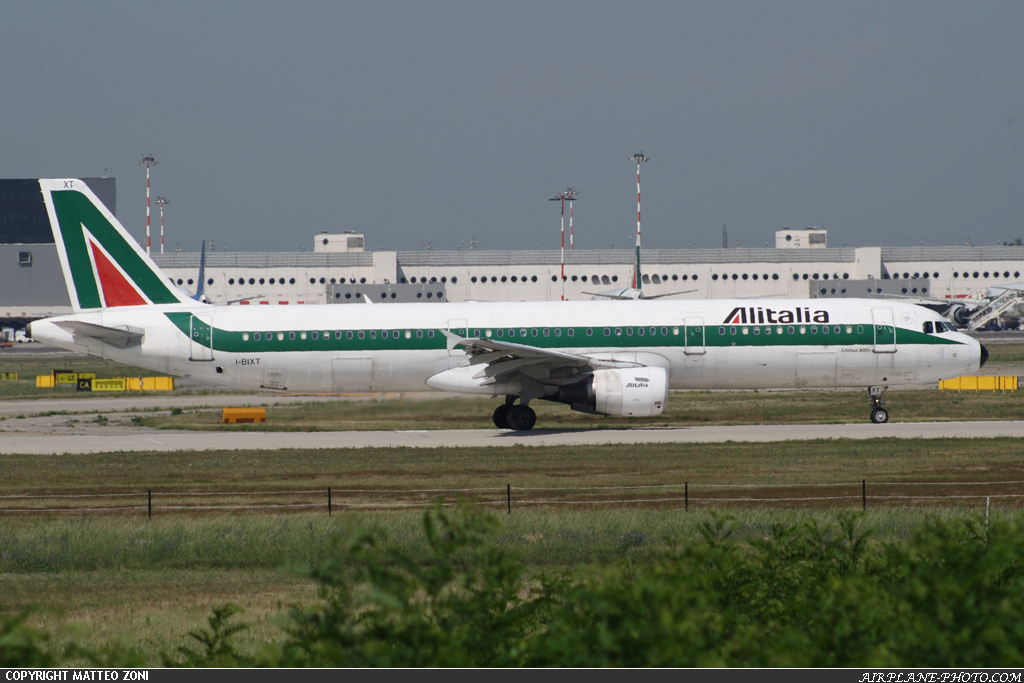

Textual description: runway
[3,420,1024,455]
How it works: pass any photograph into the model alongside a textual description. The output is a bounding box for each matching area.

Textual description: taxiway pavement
[3,421,1024,455]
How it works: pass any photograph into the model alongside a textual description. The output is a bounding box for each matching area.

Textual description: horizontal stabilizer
[54,321,145,348]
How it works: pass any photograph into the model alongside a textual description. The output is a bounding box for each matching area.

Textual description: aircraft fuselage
[30,298,981,395]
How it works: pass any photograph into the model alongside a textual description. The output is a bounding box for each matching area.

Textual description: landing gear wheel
[492,404,510,429]
[506,405,537,431]
[868,386,889,425]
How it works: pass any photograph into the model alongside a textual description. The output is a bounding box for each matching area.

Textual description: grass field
[0,507,1007,663]
[0,352,249,400]
[983,342,1024,364]
[3,345,1024,663]
[0,353,165,400]
[2,433,1022,663]
[3,438,1024,504]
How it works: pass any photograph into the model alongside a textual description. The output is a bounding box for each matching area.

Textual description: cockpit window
[923,321,934,334]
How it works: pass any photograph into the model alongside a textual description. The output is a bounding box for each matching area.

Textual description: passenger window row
[789,273,849,281]
[237,326,690,342]
[226,277,303,285]
[242,329,440,342]
[403,276,458,284]
[236,324,883,343]
[715,273,784,281]
[717,325,861,336]
[887,272,938,280]
[952,270,1020,279]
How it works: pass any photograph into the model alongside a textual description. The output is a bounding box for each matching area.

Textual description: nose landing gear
[869,386,889,424]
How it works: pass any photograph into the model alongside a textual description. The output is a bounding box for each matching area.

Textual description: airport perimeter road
[4,421,1024,455]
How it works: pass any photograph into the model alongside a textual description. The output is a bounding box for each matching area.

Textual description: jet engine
[550,366,669,417]
[948,303,971,328]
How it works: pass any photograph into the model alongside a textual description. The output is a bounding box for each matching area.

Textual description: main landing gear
[869,386,889,424]
[493,396,537,431]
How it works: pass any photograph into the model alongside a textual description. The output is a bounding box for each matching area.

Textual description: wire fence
[2,479,1023,516]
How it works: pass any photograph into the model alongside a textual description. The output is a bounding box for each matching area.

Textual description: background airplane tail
[39,179,189,312]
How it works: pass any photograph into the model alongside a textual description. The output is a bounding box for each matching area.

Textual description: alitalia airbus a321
[28,179,987,431]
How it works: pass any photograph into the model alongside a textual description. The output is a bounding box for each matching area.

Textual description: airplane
[584,236,696,301]
[188,240,264,306]
[28,179,986,430]
[868,284,1024,330]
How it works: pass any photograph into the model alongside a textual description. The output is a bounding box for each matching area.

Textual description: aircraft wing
[583,288,697,300]
[53,321,145,348]
[583,290,640,300]
[866,292,983,308]
[220,295,265,306]
[442,331,640,384]
[639,289,697,300]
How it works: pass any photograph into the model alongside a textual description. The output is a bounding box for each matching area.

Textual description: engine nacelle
[949,303,971,328]
[552,366,669,417]
[425,364,523,397]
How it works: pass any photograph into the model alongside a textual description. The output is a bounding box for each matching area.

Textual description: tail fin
[195,240,207,301]
[39,179,189,311]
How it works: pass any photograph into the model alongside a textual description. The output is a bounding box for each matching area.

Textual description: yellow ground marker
[222,408,267,424]
[939,376,1018,391]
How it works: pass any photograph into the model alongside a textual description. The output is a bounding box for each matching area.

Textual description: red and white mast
[568,188,577,251]
[155,196,169,254]
[140,155,157,254]
[630,152,649,290]
[550,187,578,301]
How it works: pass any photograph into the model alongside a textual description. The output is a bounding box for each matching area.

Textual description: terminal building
[3,177,1023,329]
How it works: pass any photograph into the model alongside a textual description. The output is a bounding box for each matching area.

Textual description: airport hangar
[2,177,1022,328]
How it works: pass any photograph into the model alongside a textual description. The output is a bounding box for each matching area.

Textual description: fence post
[862,480,866,511]
[685,482,688,511]
[328,487,332,517]
[148,489,152,519]
[507,484,511,515]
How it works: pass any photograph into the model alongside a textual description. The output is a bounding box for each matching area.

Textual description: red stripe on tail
[90,241,148,307]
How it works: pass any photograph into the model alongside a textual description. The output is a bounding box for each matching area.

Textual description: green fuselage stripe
[165,313,963,354]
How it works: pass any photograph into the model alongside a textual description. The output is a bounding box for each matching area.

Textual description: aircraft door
[447,319,468,356]
[684,317,705,355]
[872,308,896,353]
[189,315,214,361]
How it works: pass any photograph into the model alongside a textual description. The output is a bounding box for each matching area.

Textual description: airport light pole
[631,152,649,290]
[140,155,157,254]
[550,187,579,301]
[568,188,578,251]
[155,197,169,254]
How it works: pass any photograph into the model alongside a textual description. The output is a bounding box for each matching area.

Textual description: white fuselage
[29,298,981,396]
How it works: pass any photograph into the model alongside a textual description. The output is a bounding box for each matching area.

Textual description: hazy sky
[2,2,1022,253]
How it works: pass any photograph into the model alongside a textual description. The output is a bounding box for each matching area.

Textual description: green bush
[266,508,1024,666]
[0,612,54,667]
[6,507,1024,666]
